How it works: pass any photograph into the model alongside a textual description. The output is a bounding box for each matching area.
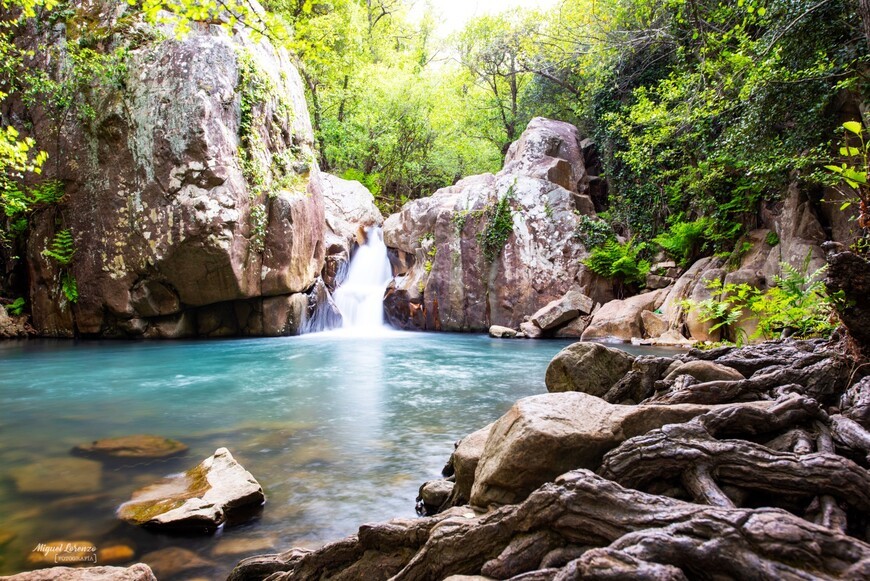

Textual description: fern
[583,237,650,287]
[61,272,78,303]
[652,217,711,266]
[42,229,75,266]
[7,297,25,316]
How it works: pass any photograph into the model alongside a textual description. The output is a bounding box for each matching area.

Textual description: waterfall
[332,226,393,330]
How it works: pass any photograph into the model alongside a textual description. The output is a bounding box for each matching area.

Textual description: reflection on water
[0,334,677,578]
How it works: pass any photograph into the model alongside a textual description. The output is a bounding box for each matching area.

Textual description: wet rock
[519,321,543,339]
[417,480,454,515]
[139,547,213,579]
[11,457,102,495]
[212,537,278,557]
[841,376,870,429]
[469,392,771,507]
[530,290,593,331]
[553,317,588,338]
[27,541,97,568]
[97,545,136,565]
[664,360,745,383]
[489,325,518,338]
[545,342,634,397]
[117,448,264,534]
[581,289,667,341]
[73,435,187,459]
[2,564,156,580]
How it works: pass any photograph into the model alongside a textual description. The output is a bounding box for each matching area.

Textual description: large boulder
[469,392,772,507]
[545,342,635,396]
[530,289,593,331]
[321,174,384,289]
[383,118,607,331]
[580,289,667,341]
[10,1,324,337]
[117,448,264,534]
[446,423,493,505]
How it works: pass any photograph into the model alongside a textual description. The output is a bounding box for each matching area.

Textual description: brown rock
[664,360,745,383]
[553,317,588,338]
[139,547,213,579]
[640,310,668,338]
[545,342,634,396]
[530,290,593,330]
[488,325,518,338]
[97,546,136,565]
[469,392,772,507]
[519,321,543,339]
[449,424,494,505]
[27,541,97,568]
[2,564,156,580]
[73,435,187,459]
[581,289,667,342]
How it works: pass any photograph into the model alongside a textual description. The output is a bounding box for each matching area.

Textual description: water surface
[0,333,675,578]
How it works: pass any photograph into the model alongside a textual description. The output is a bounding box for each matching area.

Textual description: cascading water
[332,226,393,330]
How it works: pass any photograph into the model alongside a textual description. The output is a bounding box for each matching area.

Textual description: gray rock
[641,310,668,338]
[447,423,494,505]
[665,360,746,383]
[117,448,264,534]
[545,342,634,397]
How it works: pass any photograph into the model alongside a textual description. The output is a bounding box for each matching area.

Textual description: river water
[0,334,677,578]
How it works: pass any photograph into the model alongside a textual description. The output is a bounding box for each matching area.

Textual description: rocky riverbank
[227,336,870,580]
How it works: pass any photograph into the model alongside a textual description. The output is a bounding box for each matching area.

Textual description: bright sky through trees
[413,0,559,35]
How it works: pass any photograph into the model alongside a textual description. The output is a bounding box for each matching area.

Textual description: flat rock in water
[73,435,187,459]
[10,457,102,495]
[489,325,517,338]
[1,564,156,580]
[117,448,264,534]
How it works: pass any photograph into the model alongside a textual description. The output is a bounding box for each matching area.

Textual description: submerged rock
[2,564,156,580]
[10,457,102,495]
[117,448,264,534]
[139,547,214,579]
[73,434,187,459]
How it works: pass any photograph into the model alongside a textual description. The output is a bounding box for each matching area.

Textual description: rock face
[8,1,325,338]
[73,435,187,459]
[825,247,870,354]
[545,342,634,396]
[0,304,30,338]
[117,448,264,533]
[2,564,156,581]
[383,118,608,332]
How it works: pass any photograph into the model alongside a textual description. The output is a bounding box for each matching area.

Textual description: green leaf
[757,6,766,16]
[840,201,853,211]
[824,165,844,174]
[843,121,863,135]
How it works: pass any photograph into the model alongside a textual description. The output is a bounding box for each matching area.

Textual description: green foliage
[765,230,780,247]
[583,237,650,288]
[477,187,515,262]
[573,214,614,247]
[42,228,75,266]
[683,253,839,344]
[7,296,25,316]
[61,271,78,303]
[249,204,268,254]
[825,119,870,248]
[652,217,712,266]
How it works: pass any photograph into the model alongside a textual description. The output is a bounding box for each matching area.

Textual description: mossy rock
[73,434,188,459]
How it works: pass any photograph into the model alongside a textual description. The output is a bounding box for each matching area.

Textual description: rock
[530,290,593,331]
[604,355,677,404]
[10,457,102,495]
[212,537,277,557]
[97,546,136,565]
[645,329,695,347]
[0,304,29,338]
[640,310,668,338]
[685,265,726,342]
[488,325,517,338]
[545,342,634,397]
[139,547,213,579]
[762,181,827,278]
[825,248,870,354]
[14,2,324,337]
[261,293,310,336]
[27,541,97,568]
[519,321,543,339]
[664,360,745,383]
[72,435,187,459]
[383,118,604,332]
[581,289,667,342]
[2,564,156,580]
[553,317,588,338]
[469,392,771,507]
[417,480,454,515]
[841,376,870,429]
[645,273,674,290]
[320,173,384,289]
[658,257,719,334]
[117,448,265,534]
[446,424,493,505]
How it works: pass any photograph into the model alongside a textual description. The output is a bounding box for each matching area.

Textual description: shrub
[583,237,650,289]
[652,217,711,266]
